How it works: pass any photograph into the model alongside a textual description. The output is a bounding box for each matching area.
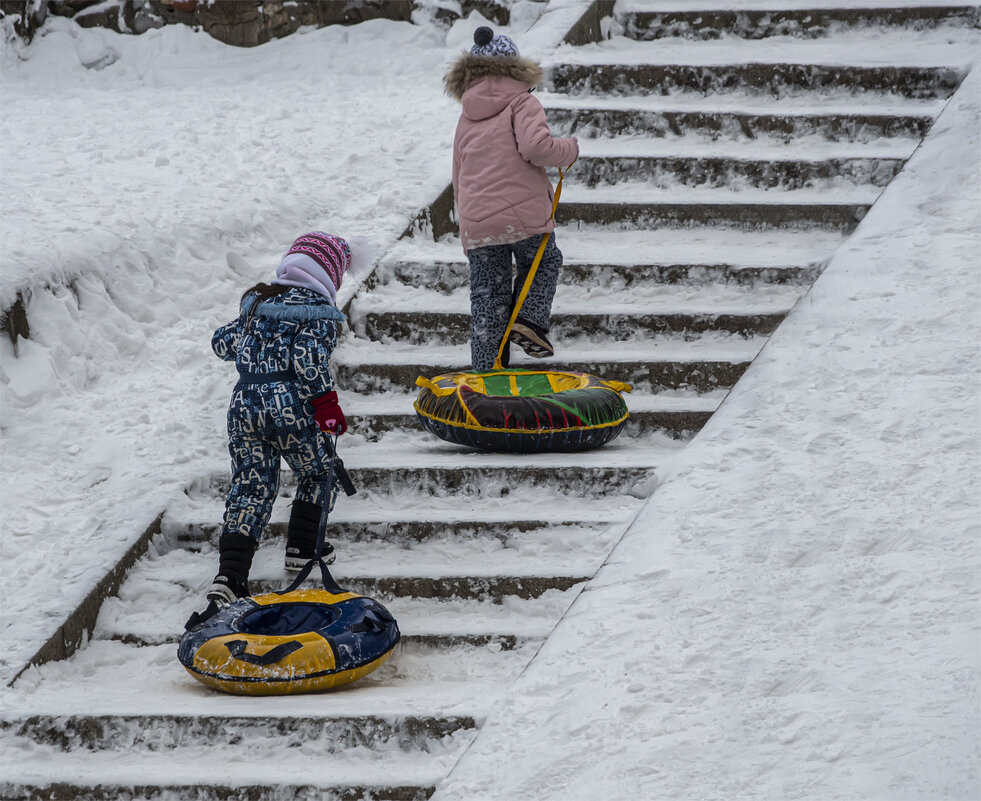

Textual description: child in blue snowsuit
[201,232,351,612]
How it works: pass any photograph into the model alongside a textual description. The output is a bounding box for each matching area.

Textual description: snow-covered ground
[1,3,979,798]
[433,65,981,801]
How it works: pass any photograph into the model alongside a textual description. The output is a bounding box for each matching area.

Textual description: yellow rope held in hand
[493,165,570,371]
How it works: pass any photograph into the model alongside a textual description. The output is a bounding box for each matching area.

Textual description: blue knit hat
[470,26,519,57]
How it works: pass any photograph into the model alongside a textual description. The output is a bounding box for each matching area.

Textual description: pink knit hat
[273,232,351,303]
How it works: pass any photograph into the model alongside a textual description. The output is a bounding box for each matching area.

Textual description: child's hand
[312,391,348,435]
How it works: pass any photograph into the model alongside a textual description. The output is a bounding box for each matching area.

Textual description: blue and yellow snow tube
[414,368,632,453]
[178,588,399,696]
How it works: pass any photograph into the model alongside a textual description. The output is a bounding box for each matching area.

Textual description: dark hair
[241,282,290,304]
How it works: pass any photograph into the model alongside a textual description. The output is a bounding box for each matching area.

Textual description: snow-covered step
[335,338,763,394]
[3,708,472,798]
[354,309,788,344]
[546,61,965,100]
[195,428,676,499]
[550,27,979,68]
[163,482,636,546]
[357,280,808,312]
[102,598,573,652]
[99,541,582,647]
[617,2,981,40]
[556,181,877,230]
[306,389,721,440]
[576,133,919,160]
[571,135,910,188]
[206,461,665,502]
[99,536,606,631]
[3,759,449,801]
[380,226,842,292]
[572,150,904,189]
[352,280,804,344]
[3,708,476,756]
[546,101,936,141]
[379,257,825,294]
[2,640,515,714]
[238,575,588,604]
[540,91,948,116]
[0,640,502,798]
[149,531,612,586]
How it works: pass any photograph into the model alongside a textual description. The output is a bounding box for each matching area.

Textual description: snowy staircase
[2,4,975,800]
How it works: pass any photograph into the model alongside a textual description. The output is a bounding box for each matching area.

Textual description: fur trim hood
[444,52,544,102]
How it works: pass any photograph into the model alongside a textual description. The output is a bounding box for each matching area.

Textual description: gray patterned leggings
[466,233,563,371]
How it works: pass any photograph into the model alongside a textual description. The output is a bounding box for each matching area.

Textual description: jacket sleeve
[452,126,462,217]
[512,92,579,169]
[292,319,338,400]
[211,317,242,361]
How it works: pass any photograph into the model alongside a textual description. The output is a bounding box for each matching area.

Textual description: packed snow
[1,2,979,799]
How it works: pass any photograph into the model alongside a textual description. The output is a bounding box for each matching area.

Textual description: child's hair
[241,282,290,304]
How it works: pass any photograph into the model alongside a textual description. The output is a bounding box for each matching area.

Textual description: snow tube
[178,588,399,696]
[414,368,632,453]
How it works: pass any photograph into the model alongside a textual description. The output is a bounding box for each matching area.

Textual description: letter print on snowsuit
[468,233,562,371]
[211,288,346,544]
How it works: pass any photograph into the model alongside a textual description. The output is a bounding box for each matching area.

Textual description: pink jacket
[446,54,578,251]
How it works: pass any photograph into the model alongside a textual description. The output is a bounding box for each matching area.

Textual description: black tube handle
[224,638,303,666]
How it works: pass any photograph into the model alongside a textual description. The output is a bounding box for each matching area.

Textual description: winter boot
[510,316,554,359]
[207,532,256,605]
[185,533,256,630]
[285,499,335,572]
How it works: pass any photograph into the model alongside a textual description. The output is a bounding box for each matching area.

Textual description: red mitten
[311,391,347,435]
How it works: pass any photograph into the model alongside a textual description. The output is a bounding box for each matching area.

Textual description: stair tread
[561,181,882,204]
[548,29,979,67]
[577,135,918,159]
[341,390,725,416]
[168,485,640,523]
[121,536,612,587]
[0,747,459,786]
[616,0,976,15]
[99,587,577,645]
[254,430,678,468]
[540,89,946,115]
[388,225,843,268]
[337,337,765,365]
[2,641,518,720]
[353,281,804,314]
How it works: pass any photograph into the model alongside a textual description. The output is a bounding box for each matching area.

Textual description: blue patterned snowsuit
[212,288,346,543]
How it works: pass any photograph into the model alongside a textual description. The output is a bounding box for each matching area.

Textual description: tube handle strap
[225,638,303,666]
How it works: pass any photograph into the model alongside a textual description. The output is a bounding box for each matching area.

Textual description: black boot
[285,499,334,572]
[207,532,256,604]
[185,533,256,630]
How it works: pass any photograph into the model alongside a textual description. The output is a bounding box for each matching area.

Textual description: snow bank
[432,67,981,801]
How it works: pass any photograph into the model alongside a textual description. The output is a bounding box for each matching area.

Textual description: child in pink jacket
[445,27,579,370]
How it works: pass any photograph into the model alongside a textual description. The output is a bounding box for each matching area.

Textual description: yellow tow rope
[492,165,570,371]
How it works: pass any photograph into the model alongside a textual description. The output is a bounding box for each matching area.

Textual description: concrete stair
[4,4,975,800]
[619,4,980,40]
[547,62,964,98]
[544,96,942,141]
